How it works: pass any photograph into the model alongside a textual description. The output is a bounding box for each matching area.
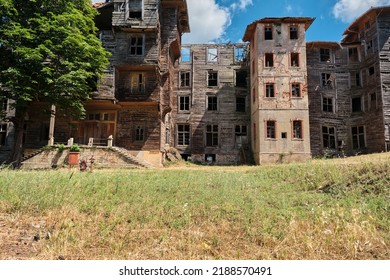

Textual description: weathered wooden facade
[171,43,251,164]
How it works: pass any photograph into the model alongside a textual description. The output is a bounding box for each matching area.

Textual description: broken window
[129,36,143,56]
[321,73,333,89]
[292,120,302,139]
[131,72,145,94]
[322,126,336,149]
[207,71,218,87]
[264,26,273,40]
[207,96,218,111]
[265,84,275,98]
[266,120,276,139]
[322,97,334,113]
[206,125,218,146]
[290,26,298,40]
[352,126,365,149]
[235,70,247,88]
[352,97,362,112]
[320,48,331,62]
[177,124,190,146]
[181,47,191,62]
[235,125,248,145]
[265,53,274,67]
[348,47,359,62]
[291,53,299,67]
[129,0,143,19]
[0,124,7,146]
[207,47,218,62]
[235,47,246,63]
[236,97,246,112]
[179,96,190,111]
[291,83,301,97]
[180,72,190,87]
[135,125,144,141]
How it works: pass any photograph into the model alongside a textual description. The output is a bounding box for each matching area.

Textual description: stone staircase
[110,147,155,168]
[22,148,45,162]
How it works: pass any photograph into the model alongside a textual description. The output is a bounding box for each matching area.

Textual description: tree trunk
[10,107,27,169]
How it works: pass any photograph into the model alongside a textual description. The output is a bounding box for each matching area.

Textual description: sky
[92,0,390,43]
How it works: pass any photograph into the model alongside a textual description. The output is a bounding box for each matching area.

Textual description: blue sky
[92,0,390,43]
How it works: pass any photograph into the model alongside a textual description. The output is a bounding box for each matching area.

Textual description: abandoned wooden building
[1,3,390,167]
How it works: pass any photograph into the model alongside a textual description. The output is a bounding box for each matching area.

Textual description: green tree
[0,0,110,167]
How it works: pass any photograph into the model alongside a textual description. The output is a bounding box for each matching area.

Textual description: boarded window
[177,124,190,146]
[266,121,276,139]
[292,120,302,139]
[206,125,218,146]
[322,126,336,149]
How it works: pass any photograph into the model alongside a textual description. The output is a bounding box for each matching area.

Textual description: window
[291,83,301,97]
[290,26,298,40]
[350,71,361,88]
[368,66,375,76]
[252,88,256,103]
[0,124,7,146]
[135,125,144,141]
[234,47,246,63]
[114,1,125,11]
[207,47,218,62]
[320,48,331,62]
[266,120,276,139]
[322,126,336,149]
[129,0,143,19]
[352,126,365,149]
[265,84,275,98]
[206,125,218,146]
[321,73,333,89]
[235,125,248,145]
[366,40,373,53]
[129,36,143,55]
[281,132,287,139]
[179,96,190,111]
[1,99,7,112]
[235,70,247,88]
[292,120,302,139]
[352,97,362,112]
[370,92,377,109]
[88,113,101,120]
[322,97,334,113]
[207,96,218,111]
[291,53,299,67]
[177,124,190,146]
[207,71,218,87]
[348,47,359,62]
[236,97,246,112]
[264,26,273,40]
[131,73,145,94]
[180,72,190,87]
[181,47,191,62]
[265,53,273,67]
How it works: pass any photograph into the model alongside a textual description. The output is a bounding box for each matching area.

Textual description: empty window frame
[368,66,375,76]
[131,72,145,94]
[206,125,218,146]
[322,97,334,113]
[234,47,246,63]
[236,96,246,112]
[292,120,303,139]
[179,96,190,111]
[181,47,191,62]
[0,124,7,146]
[264,26,273,40]
[352,126,365,149]
[265,53,274,67]
[266,120,276,139]
[352,97,362,112]
[129,0,143,19]
[265,83,275,98]
[235,70,247,88]
[135,125,144,141]
[290,26,298,40]
[291,53,299,67]
[207,96,218,111]
[129,36,143,56]
[348,47,359,62]
[320,48,331,62]
[177,124,190,146]
[291,83,301,97]
[114,1,126,12]
[322,126,336,149]
[350,71,362,88]
[180,72,190,87]
[235,125,248,145]
[207,47,218,62]
[207,71,218,87]
[321,73,333,89]
[370,92,377,109]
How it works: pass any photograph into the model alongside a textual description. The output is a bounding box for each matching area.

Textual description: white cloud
[332,0,390,23]
[286,4,292,13]
[230,0,253,11]
[182,0,231,43]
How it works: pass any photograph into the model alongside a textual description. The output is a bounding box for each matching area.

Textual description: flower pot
[68,152,80,166]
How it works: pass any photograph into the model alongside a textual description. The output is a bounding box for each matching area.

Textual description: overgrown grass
[0,153,389,259]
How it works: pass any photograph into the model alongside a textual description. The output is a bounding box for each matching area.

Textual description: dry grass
[0,153,389,259]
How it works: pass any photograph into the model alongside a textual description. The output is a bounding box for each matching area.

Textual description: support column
[48,104,56,146]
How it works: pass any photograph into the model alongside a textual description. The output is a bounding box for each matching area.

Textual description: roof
[306,41,341,49]
[243,17,315,42]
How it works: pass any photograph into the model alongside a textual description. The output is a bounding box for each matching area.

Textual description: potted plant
[68,144,81,166]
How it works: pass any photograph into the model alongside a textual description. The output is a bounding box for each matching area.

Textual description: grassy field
[0,153,389,260]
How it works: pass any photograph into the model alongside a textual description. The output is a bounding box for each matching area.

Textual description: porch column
[48,104,56,146]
